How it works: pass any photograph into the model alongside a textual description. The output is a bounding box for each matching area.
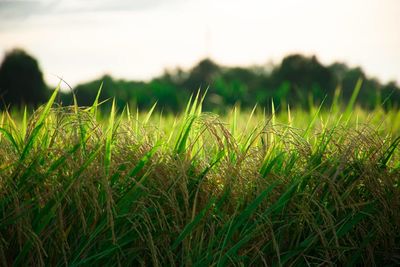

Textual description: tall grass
[0,88,399,266]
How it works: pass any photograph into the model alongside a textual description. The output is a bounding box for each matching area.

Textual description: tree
[271,54,335,107]
[0,49,48,107]
[183,58,221,92]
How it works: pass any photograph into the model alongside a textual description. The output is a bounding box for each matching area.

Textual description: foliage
[0,49,48,108]
[0,89,399,266]
[1,49,400,112]
[64,55,400,112]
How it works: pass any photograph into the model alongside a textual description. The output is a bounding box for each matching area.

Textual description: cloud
[0,0,184,21]
[0,1,55,19]
[64,0,173,12]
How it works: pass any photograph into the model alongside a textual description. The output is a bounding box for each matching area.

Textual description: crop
[0,86,399,266]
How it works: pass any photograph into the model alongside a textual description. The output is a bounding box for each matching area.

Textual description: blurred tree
[271,54,335,107]
[59,54,400,112]
[214,67,265,107]
[0,49,48,108]
[183,58,221,92]
[381,81,400,109]
[332,66,379,108]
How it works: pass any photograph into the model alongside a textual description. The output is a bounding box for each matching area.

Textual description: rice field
[0,86,399,266]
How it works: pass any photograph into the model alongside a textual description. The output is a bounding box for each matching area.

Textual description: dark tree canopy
[271,54,336,105]
[1,48,399,112]
[63,54,400,112]
[183,58,221,91]
[0,49,47,108]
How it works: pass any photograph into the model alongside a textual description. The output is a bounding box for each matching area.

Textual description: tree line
[1,48,399,112]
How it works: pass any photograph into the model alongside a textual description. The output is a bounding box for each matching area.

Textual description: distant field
[0,88,399,266]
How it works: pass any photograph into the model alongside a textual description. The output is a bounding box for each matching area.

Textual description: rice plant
[0,87,399,266]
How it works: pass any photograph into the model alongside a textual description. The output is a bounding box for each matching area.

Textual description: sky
[0,0,399,87]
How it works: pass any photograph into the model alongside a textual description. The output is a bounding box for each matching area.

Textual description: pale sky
[0,0,399,87]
